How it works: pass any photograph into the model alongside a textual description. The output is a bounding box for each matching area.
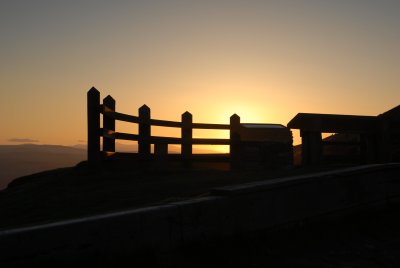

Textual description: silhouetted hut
[239,124,293,168]
[287,105,400,166]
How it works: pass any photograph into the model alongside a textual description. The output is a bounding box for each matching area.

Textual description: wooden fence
[87,87,242,168]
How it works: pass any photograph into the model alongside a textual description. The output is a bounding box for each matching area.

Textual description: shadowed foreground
[175,203,400,268]
[0,162,399,267]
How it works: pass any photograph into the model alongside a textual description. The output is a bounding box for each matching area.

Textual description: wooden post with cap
[182,111,193,167]
[87,87,101,164]
[103,95,116,154]
[138,105,151,159]
[230,114,241,170]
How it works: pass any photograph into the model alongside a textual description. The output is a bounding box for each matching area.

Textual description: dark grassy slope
[0,160,344,230]
[1,161,399,267]
[0,133,375,230]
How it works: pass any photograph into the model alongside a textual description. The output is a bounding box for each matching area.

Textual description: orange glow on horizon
[1,2,399,147]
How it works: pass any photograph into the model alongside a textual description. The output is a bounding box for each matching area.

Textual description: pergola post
[377,119,391,163]
[300,130,322,166]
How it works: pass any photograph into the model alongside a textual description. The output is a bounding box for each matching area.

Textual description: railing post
[87,87,101,164]
[182,111,193,167]
[103,95,116,154]
[230,114,241,170]
[139,105,151,159]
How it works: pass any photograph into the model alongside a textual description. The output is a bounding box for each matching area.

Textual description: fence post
[139,105,151,159]
[230,114,241,170]
[103,95,115,154]
[87,87,101,164]
[182,111,193,167]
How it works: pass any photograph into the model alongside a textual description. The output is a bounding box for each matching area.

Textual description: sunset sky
[1,1,399,149]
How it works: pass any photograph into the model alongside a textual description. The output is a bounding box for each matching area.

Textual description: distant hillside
[0,144,85,190]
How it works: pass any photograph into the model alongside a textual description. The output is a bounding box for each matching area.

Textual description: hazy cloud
[9,138,39,143]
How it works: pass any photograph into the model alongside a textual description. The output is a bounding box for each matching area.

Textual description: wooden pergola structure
[287,112,397,166]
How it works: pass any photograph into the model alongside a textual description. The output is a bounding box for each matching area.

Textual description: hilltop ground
[1,160,399,267]
[0,159,344,230]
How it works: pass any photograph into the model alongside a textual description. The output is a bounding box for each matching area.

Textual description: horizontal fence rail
[88,87,242,168]
[102,109,140,123]
[192,123,230,130]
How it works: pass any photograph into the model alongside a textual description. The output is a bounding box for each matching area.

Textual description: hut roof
[287,113,377,133]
